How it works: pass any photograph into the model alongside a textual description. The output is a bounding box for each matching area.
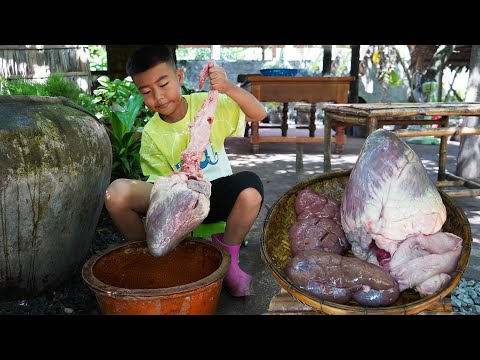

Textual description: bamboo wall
[0,45,91,93]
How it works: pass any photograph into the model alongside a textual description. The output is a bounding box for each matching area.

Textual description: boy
[104,45,267,297]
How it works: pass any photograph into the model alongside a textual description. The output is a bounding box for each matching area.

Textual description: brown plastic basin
[82,238,231,315]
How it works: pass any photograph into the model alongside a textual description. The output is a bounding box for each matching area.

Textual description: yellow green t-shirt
[140,92,246,183]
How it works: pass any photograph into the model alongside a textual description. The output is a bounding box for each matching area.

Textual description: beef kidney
[295,188,341,222]
[289,188,349,255]
[289,217,349,256]
[285,249,400,307]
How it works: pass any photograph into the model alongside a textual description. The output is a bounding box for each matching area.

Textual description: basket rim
[260,168,472,315]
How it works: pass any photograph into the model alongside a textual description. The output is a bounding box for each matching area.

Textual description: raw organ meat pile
[286,129,463,306]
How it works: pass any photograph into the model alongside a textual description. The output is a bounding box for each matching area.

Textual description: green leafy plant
[44,73,83,99]
[108,94,144,180]
[182,84,197,95]
[0,73,97,105]
[265,102,282,111]
[89,45,107,71]
[0,77,45,95]
[93,75,153,180]
[76,92,104,117]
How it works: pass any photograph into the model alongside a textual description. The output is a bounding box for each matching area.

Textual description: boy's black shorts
[203,171,264,223]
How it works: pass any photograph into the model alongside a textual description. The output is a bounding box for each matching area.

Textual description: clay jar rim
[81,238,231,298]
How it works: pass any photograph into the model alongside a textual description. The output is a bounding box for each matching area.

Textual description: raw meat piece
[289,217,349,256]
[145,61,218,257]
[146,173,211,256]
[295,188,341,222]
[341,129,447,260]
[180,60,219,177]
[386,232,462,296]
[285,249,400,307]
[289,188,349,255]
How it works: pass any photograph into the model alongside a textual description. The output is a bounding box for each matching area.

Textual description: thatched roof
[409,45,471,72]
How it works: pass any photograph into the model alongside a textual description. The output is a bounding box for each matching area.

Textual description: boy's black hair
[126,45,176,77]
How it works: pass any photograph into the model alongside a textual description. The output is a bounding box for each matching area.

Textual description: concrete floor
[214,129,480,315]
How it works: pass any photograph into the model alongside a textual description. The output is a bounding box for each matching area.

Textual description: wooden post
[296,143,304,175]
[324,114,332,171]
[309,103,316,137]
[349,45,360,104]
[281,102,289,137]
[322,45,332,76]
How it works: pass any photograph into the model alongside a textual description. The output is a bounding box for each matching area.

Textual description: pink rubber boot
[211,233,252,297]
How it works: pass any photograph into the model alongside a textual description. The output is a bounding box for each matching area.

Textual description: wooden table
[240,76,353,153]
[322,102,480,197]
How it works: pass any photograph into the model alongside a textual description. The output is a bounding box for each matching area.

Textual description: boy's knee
[239,187,262,206]
[104,178,131,209]
[239,171,264,200]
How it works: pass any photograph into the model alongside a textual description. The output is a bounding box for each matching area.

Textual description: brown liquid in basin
[82,238,231,315]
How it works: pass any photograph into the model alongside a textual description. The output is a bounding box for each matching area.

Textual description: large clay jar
[0,96,112,299]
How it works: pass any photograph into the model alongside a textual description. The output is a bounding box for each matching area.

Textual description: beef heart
[341,129,446,260]
[145,173,211,256]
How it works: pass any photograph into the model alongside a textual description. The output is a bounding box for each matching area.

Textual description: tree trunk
[322,45,332,76]
[348,45,360,103]
[106,45,177,81]
[456,45,480,179]
[106,45,143,81]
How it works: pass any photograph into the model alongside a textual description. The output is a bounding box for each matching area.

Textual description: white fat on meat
[386,232,462,296]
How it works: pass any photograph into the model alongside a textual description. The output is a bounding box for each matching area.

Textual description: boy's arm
[224,84,267,122]
[208,64,267,122]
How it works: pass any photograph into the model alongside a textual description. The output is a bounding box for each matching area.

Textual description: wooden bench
[393,126,480,197]
[264,288,454,315]
[322,102,480,198]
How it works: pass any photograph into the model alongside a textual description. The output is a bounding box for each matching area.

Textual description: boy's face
[132,62,185,120]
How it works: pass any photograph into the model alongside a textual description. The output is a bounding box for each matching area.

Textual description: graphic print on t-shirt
[175,143,219,171]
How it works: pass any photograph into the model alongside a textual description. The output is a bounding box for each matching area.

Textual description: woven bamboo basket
[261,169,472,315]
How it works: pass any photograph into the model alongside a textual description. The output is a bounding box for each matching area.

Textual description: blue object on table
[260,68,298,77]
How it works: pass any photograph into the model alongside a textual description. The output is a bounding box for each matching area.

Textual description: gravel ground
[450,278,480,315]
[0,206,478,315]
[0,207,123,315]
